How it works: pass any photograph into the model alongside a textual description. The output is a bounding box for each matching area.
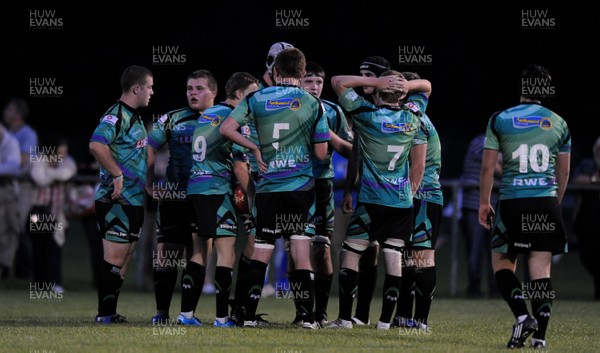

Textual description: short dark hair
[274,48,306,79]
[6,97,29,119]
[305,61,325,78]
[187,69,218,93]
[522,64,551,81]
[401,71,420,81]
[225,72,259,99]
[521,64,551,100]
[377,70,405,103]
[121,65,153,93]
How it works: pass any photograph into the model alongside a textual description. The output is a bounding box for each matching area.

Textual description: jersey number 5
[272,123,290,150]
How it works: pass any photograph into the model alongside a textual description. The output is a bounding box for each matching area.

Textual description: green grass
[0,291,599,353]
[1,215,599,353]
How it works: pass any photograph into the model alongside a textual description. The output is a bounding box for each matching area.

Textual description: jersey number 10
[511,143,549,173]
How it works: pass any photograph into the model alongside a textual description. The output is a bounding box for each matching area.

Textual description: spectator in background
[460,133,500,298]
[68,151,102,288]
[29,137,77,293]
[571,136,600,300]
[3,97,38,279]
[0,124,21,278]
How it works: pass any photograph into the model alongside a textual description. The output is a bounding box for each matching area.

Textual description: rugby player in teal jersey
[146,70,217,325]
[229,42,295,327]
[344,56,392,326]
[89,65,153,323]
[479,64,570,349]
[328,71,431,330]
[292,61,353,327]
[393,72,443,332]
[220,48,330,329]
[179,72,259,327]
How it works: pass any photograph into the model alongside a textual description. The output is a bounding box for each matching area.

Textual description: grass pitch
[0,289,598,353]
[2,214,598,352]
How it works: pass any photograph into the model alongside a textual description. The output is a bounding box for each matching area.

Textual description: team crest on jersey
[241,125,251,137]
[403,102,420,113]
[512,116,551,129]
[101,115,118,125]
[265,98,302,111]
[540,117,552,130]
[197,114,222,126]
[381,122,413,134]
[136,137,148,149]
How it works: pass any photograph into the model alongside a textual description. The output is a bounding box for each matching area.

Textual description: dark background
[2,1,598,178]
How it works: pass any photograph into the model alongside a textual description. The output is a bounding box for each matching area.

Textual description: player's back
[248,84,327,192]
[353,104,420,207]
[488,103,570,199]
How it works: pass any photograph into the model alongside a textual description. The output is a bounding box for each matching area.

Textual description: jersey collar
[378,104,402,111]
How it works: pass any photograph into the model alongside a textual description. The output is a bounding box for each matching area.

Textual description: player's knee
[382,239,405,260]
[312,235,331,248]
[290,234,312,241]
[382,238,405,253]
[254,237,275,250]
[342,240,367,255]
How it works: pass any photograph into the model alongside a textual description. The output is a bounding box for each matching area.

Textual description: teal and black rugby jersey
[188,103,235,195]
[412,114,443,205]
[90,101,148,206]
[229,84,330,193]
[312,99,353,180]
[148,107,198,190]
[484,103,571,199]
[338,88,428,208]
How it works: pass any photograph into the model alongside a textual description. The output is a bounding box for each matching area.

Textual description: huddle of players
[94,42,439,329]
[90,41,568,348]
